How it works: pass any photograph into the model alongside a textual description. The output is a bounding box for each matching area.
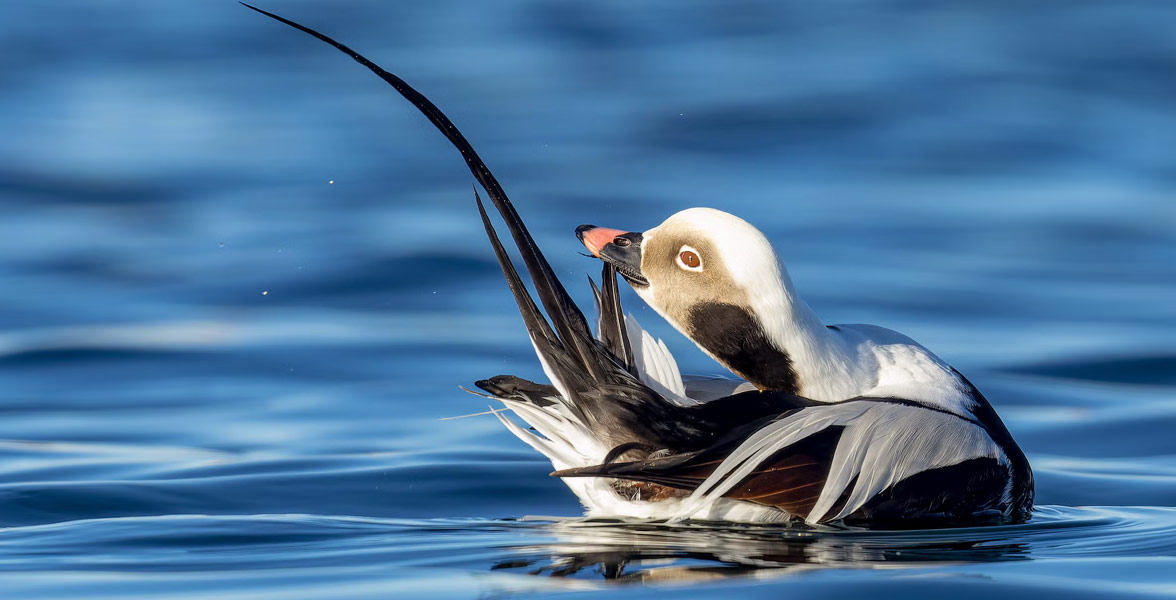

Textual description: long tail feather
[242,2,604,379]
[244,4,746,459]
[472,189,559,349]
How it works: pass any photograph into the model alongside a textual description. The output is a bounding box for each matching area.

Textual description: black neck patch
[686,302,800,394]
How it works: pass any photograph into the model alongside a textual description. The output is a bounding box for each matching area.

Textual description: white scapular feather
[674,401,1006,524]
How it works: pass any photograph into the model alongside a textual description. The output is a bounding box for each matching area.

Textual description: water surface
[1,1,1175,598]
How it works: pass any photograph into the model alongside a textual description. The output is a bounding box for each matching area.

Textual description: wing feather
[623,313,691,404]
[558,400,1006,524]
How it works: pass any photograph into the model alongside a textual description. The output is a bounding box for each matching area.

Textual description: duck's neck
[643,265,873,399]
[741,271,871,402]
[681,300,805,394]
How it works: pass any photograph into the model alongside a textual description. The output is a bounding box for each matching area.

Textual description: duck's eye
[677,248,702,271]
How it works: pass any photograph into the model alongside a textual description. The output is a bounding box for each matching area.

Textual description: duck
[246,4,1034,526]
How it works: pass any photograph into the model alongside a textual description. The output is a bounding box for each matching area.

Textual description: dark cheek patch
[687,303,800,394]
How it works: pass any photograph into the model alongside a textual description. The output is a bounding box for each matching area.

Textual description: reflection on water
[5,505,1173,594]
[495,517,1031,582]
[492,506,1174,585]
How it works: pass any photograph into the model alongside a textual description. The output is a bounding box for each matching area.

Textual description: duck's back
[829,323,977,414]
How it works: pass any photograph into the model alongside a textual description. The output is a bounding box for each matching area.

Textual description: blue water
[2,1,1175,598]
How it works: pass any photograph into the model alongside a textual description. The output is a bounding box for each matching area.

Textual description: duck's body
[484,304,1031,525]
[249,4,1033,526]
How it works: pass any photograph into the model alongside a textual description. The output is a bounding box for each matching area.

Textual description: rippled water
[2,1,1175,598]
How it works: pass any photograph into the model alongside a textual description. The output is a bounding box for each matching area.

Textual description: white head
[578,208,822,393]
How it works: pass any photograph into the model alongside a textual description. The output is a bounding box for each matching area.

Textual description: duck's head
[577,207,810,393]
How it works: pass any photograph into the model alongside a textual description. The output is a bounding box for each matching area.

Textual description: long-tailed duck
[246,4,1033,525]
